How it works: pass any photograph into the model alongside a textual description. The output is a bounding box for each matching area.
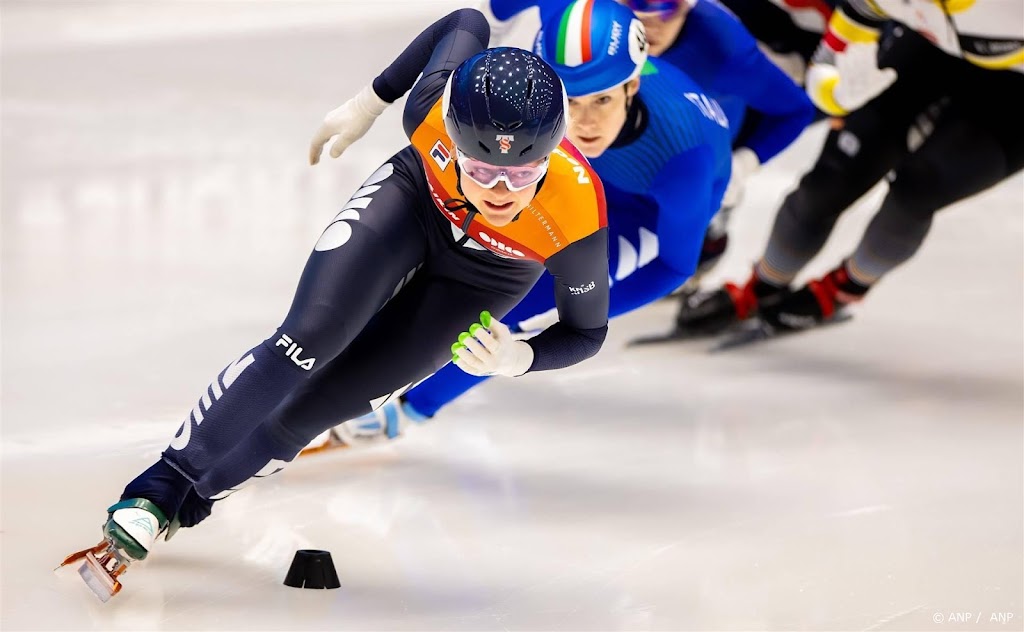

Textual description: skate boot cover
[58,498,169,601]
[676,272,784,335]
[300,398,430,455]
[764,263,868,331]
[104,498,169,561]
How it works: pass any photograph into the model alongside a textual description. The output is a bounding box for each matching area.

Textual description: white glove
[806,42,897,116]
[309,85,389,165]
[720,147,760,210]
[452,311,535,377]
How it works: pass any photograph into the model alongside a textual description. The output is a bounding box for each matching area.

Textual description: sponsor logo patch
[275,334,316,371]
[477,229,525,258]
[430,140,452,170]
[568,281,596,296]
[496,134,514,154]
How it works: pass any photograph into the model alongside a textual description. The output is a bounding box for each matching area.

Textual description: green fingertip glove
[451,312,493,363]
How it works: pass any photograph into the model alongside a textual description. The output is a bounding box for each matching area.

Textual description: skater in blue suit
[306,0,735,450]
[482,0,814,266]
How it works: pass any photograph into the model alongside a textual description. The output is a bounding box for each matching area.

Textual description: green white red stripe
[555,0,594,66]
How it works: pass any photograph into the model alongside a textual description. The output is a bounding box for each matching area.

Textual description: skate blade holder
[58,542,128,602]
[297,439,351,458]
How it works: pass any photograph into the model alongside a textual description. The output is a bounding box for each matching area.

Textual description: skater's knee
[773,189,840,244]
[880,177,942,222]
[889,152,1006,220]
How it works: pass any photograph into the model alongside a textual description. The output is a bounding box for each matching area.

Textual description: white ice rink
[2,2,1022,630]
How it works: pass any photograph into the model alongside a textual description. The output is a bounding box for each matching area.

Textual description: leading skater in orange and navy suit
[62,8,610,601]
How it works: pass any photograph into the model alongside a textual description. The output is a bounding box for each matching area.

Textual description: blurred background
[2,1,1022,630]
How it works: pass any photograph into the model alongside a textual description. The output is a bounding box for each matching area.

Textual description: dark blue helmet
[442,47,568,166]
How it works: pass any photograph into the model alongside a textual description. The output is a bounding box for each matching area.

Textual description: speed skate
[56,498,168,601]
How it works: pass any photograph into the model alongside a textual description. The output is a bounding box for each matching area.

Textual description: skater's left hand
[309,85,389,165]
[452,311,535,377]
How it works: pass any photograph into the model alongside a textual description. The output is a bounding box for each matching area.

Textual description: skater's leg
[195,270,536,498]
[754,82,932,286]
[848,67,1024,285]
[311,276,557,448]
[120,152,430,518]
[764,70,1024,328]
[848,114,1017,285]
[673,73,947,335]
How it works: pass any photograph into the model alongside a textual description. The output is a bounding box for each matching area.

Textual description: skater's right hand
[309,85,390,165]
[452,311,535,378]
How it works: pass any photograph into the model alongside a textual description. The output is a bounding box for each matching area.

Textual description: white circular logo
[315,163,393,251]
[628,18,648,67]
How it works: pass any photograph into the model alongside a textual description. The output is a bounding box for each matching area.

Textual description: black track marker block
[283,549,341,589]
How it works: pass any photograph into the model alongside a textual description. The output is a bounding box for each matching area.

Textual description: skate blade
[57,541,107,570]
[626,329,706,347]
[77,551,124,603]
[627,321,740,347]
[710,311,854,353]
[708,320,773,352]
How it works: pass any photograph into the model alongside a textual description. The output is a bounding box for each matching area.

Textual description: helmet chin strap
[445,156,479,217]
[453,158,466,197]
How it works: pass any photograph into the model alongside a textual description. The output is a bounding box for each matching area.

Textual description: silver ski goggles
[456,149,549,192]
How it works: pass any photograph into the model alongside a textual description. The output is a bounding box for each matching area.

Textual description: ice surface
[2,2,1021,630]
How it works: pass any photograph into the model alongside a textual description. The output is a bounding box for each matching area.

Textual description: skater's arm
[830,1,888,34]
[812,2,884,66]
[607,259,691,319]
[384,9,491,137]
[804,2,893,116]
[650,147,717,278]
[477,0,564,48]
[705,5,815,163]
[483,0,546,21]
[308,9,490,164]
[525,228,610,372]
[717,0,830,62]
